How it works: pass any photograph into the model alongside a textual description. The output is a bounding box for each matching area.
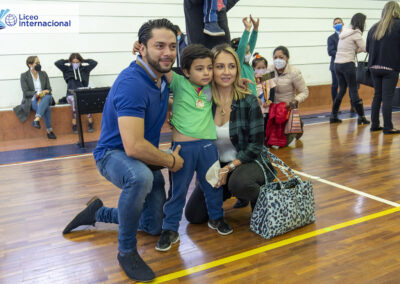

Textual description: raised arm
[54,59,69,72]
[237,17,252,64]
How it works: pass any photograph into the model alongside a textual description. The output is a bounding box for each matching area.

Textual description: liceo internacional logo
[0,4,79,33]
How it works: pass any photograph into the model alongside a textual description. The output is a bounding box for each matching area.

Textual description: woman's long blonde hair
[211,44,251,106]
[374,1,400,40]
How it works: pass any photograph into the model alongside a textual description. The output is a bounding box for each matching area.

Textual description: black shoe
[383,129,400,134]
[155,230,179,252]
[47,131,57,139]
[72,124,78,134]
[32,120,41,129]
[329,117,342,123]
[233,198,249,209]
[88,122,94,133]
[370,126,383,132]
[117,250,155,282]
[62,197,103,234]
[208,217,233,235]
[358,116,370,125]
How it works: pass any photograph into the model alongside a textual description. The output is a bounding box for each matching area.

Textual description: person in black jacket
[367,1,400,134]
[327,17,343,103]
[184,0,239,49]
[55,53,98,133]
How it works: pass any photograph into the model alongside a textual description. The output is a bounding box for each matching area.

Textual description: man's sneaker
[204,22,225,36]
[208,217,233,235]
[62,197,103,234]
[88,122,94,133]
[118,250,155,282]
[155,230,179,252]
[72,124,78,134]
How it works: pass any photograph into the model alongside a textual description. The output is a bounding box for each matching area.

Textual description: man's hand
[169,145,183,172]
[132,41,141,55]
[242,17,252,31]
[250,15,260,31]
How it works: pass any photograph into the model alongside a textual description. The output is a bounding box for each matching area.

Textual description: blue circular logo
[5,14,17,27]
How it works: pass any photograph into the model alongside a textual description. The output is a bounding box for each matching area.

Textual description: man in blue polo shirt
[62,19,183,282]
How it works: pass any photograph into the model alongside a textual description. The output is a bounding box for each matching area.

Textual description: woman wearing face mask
[271,45,309,145]
[184,44,275,224]
[330,13,370,125]
[231,15,259,96]
[55,53,98,133]
[13,56,56,139]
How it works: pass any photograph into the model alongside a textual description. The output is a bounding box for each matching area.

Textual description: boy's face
[183,57,213,86]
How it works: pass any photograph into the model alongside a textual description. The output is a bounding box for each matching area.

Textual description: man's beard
[146,53,174,74]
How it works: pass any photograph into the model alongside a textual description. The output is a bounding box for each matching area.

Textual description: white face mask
[255,68,267,77]
[273,58,286,70]
[244,54,251,63]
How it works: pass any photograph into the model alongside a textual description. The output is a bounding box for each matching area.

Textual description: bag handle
[355,53,369,64]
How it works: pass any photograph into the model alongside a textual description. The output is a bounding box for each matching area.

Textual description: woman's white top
[215,121,237,163]
[30,72,42,100]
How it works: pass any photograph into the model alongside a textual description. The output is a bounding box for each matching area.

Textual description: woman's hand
[216,167,229,188]
[250,15,260,31]
[238,78,254,89]
[242,17,252,31]
[132,41,141,55]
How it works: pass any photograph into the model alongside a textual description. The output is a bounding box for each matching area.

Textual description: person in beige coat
[270,45,308,145]
[330,13,370,125]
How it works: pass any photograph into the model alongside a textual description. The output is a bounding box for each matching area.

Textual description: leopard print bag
[250,150,315,239]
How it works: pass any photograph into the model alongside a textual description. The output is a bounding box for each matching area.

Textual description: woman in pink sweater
[330,13,370,125]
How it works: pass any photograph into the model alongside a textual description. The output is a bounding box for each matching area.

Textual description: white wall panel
[0,0,387,108]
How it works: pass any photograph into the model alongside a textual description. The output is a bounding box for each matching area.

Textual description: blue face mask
[177,35,181,41]
[334,23,343,32]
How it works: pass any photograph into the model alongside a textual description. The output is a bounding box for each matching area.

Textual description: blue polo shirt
[93,57,169,161]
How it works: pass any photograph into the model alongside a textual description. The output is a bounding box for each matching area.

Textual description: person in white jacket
[330,13,370,125]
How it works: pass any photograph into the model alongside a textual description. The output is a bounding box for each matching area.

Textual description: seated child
[156,44,233,252]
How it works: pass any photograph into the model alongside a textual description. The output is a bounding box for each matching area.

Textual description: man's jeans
[95,149,166,253]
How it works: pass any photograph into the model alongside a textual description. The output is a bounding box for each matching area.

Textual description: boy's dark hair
[26,56,38,67]
[230,37,241,51]
[350,13,366,33]
[273,45,290,59]
[252,53,268,69]
[69,53,84,63]
[333,17,343,24]
[180,44,213,71]
[138,18,177,46]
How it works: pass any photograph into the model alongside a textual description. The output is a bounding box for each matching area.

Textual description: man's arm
[327,36,337,57]
[119,116,183,172]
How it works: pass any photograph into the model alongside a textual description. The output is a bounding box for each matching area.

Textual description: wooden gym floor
[1,113,400,283]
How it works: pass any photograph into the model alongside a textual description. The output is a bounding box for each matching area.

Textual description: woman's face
[71,58,81,64]
[30,57,40,70]
[213,51,237,88]
[273,50,288,63]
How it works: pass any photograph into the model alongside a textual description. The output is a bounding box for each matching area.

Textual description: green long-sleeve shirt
[237,29,258,96]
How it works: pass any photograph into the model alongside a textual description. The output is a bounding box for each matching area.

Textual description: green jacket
[237,29,258,96]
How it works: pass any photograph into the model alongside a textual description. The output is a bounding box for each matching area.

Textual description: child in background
[156,44,233,252]
[252,53,276,129]
[231,15,260,96]
[203,0,226,36]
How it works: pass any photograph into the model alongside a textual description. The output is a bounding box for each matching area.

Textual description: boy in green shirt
[156,44,233,252]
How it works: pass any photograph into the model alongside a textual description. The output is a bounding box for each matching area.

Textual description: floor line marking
[147,207,400,283]
[0,142,171,168]
[293,169,400,207]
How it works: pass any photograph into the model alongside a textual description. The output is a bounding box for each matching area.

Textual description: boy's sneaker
[117,250,155,282]
[208,217,233,235]
[204,22,225,36]
[72,124,78,134]
[88,122,94,133]
[155,230,179,252]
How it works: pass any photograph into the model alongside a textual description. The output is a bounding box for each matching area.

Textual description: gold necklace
[220,100,232,116]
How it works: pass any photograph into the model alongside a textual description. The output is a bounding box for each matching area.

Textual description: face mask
[255,68,267,77]
[244,54,251,63]
[177,35,181,41]
[34,64,42,72]
[334,23,343,32]
[72,63,80,70]
[273,58,286,70]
